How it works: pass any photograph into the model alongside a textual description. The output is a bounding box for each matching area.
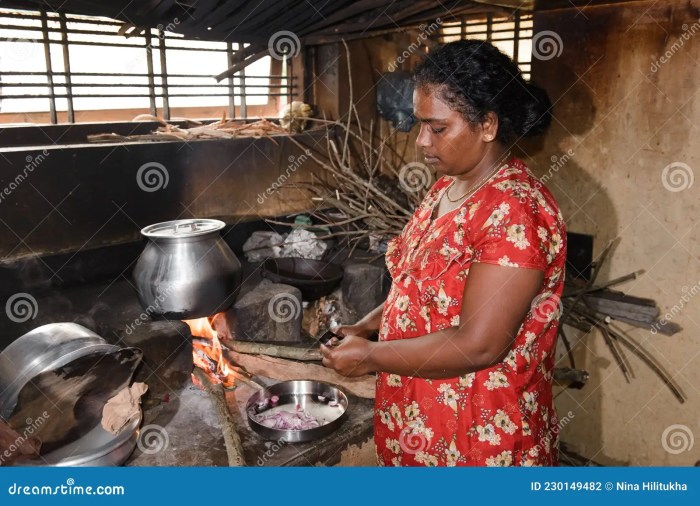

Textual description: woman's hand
[320,335,375,377]
[333,323,373,339]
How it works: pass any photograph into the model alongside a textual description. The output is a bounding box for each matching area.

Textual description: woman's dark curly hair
[414,40,552,143]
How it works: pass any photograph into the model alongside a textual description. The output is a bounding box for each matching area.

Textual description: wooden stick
[192,368,247,466]
[221,338,322,361]
[224,350,376,399]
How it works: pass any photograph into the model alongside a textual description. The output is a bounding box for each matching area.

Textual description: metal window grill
[0,8,296,123]
[439,12,534,79]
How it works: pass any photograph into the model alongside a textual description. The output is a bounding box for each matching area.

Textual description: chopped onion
[255,408,325,430]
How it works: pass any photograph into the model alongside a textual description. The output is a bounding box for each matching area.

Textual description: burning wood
[185,315,236,389]
[185,314,263,392]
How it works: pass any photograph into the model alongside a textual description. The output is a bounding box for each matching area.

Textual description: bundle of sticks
[271,42,426,252]
[559,240,685,403]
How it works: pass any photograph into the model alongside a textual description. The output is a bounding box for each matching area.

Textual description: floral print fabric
[376,157,567,466]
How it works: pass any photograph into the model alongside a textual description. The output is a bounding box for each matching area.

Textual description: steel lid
[140,219,226,238]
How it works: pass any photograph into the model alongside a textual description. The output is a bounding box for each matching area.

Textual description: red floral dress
[375,157,567,466]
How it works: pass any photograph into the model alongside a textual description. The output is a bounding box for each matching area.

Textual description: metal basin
[17,413,142,467]
[246,380,348,443]
[0,323,141,467]
[0,323,118,419]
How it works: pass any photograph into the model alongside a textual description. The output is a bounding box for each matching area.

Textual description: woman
[321,40,566,466]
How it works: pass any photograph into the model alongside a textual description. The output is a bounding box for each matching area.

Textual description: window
[0,8,296,123]
[440,12,533,79]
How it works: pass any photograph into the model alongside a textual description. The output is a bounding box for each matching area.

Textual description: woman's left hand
[320,335,375,377]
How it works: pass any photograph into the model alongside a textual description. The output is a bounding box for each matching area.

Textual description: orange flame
[184,314,235,388]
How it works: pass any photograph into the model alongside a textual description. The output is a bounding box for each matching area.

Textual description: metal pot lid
[140,219,226,238]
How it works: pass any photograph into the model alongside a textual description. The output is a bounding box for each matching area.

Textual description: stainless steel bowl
[0,323,119,419]
[246,380,348,443]
[0,323,141,467]
[18,413,142,467]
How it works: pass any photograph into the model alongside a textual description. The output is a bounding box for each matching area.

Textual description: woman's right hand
[333,323,373,339]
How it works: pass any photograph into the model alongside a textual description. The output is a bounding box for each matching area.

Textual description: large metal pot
[133,218,242,319]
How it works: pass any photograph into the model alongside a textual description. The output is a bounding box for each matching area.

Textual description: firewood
[224,350,376,399]
[221,338,322,362]
[583,290,659,323]
[192,368,246,466]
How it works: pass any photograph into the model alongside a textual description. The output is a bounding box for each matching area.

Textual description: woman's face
[413,86,492,178]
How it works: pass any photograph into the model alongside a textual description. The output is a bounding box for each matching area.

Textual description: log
[224,350,376,399]
[221,338,322,362]
[192,368,246,466]
[583,290,659,323]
